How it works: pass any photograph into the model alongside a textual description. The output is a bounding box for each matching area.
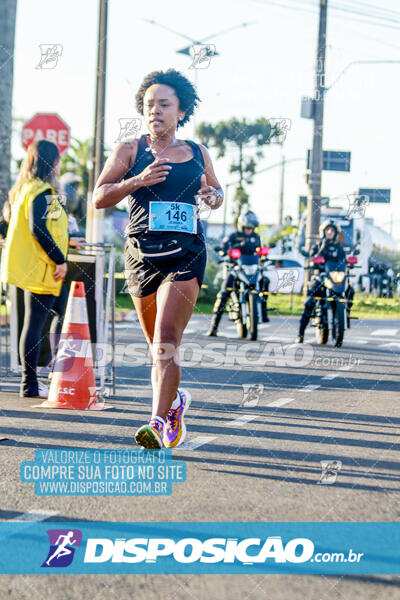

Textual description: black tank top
[123,135,205,240]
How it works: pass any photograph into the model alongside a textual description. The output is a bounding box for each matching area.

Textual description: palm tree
[0,0,17,209]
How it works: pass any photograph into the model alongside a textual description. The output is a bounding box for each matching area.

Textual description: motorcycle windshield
[325,259,346,273]
[238,255,259,266]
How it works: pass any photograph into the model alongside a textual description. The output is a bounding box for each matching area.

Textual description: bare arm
[93,140,172,209]
[199,144,222,190]
[198,144,224,209]
[93,141,139,209]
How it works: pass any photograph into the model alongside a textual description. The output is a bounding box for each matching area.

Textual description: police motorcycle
[215,244,271,341]
[309,251,359,347]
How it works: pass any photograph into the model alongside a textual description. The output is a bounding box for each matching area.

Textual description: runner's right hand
[137,158,172,187]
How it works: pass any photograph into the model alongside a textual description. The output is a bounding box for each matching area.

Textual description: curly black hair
[135,69,200,129]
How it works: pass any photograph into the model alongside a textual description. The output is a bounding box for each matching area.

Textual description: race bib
[149,201,197,234]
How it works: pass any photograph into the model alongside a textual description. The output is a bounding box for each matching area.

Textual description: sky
[11,0,400,243]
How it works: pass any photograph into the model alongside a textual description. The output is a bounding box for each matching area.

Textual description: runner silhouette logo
[41,529,82,567]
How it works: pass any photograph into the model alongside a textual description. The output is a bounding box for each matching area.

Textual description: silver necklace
[145,135,181,157]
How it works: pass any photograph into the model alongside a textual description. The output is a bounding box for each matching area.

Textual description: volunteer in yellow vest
[1,140,80,398]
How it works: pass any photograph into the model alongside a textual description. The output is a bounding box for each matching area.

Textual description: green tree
[197,117,282,225]
[61,136,92,200]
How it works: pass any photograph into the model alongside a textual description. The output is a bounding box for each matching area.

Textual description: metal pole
[111,260,116,396]
[304,0,328,290]
[87,0,108,243]
[102,244,114,396]
[279,153,285,225]
[222,183,229,239]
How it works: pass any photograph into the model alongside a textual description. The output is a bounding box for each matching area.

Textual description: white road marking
[240,400,259,408]
[298,384,321,392]
[339,359,364,371]
[371,328,398,337]
[177,436,216,450]
[268,397,295,407]
[228,415,259,426]
[0,509,59,541]
[379,342,400,349]
[322,374,337,380]
[11,509,59,522]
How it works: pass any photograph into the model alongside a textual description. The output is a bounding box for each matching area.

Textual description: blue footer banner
[0,522,399,574]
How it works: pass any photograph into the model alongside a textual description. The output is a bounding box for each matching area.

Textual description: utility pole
[0,0,17,210]
[279,154,285,225]
[87,0,108,243]
[304,0,328,287]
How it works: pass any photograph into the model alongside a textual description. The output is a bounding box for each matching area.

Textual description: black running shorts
[124,236,207,298]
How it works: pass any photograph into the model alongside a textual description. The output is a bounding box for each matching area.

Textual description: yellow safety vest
[1,178,69,296]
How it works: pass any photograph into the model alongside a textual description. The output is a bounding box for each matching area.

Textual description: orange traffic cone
[37,281,105,410]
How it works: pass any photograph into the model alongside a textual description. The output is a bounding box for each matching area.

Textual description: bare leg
[131,292,157,400]
[151,278,199,420]
[132,279,199,420]
[131,292,157,348]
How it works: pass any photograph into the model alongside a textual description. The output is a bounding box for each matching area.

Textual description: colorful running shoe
[163,389,191,448]
[135,418,164,449]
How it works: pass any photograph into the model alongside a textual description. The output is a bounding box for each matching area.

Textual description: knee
[153,328,180,361]
[156,326,180,344]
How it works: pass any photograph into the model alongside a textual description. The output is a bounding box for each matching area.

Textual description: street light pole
[87,0,108,243]
[142,20,254,139]
[325,60,400,93]
[304,0,328,288]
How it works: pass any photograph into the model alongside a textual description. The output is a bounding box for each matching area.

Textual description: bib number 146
[166,204,187,223]
[149,201,196,233]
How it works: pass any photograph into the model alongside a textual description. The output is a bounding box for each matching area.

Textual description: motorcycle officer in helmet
[207,210,270,336]
[296,220,354,344]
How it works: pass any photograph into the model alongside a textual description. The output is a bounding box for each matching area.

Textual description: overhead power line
[252,0,400,30]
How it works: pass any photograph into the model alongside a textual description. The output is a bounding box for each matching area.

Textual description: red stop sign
[22,113,70,155]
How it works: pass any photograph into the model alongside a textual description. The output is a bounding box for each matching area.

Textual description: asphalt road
[0,314,399,599]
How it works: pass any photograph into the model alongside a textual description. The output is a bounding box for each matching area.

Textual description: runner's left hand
[196,174,222,209]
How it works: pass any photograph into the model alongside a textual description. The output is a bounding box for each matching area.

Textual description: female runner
[93,69,223,448]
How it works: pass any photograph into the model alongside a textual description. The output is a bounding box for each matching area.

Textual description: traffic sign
[22,113,70,155]
[358,188,390,203]
[307,150,351,172]
[301,96,314,119]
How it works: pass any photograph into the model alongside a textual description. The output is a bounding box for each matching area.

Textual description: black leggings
[19,284,68,396]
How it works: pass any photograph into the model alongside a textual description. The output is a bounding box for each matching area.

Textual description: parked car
[264,256,304,294]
